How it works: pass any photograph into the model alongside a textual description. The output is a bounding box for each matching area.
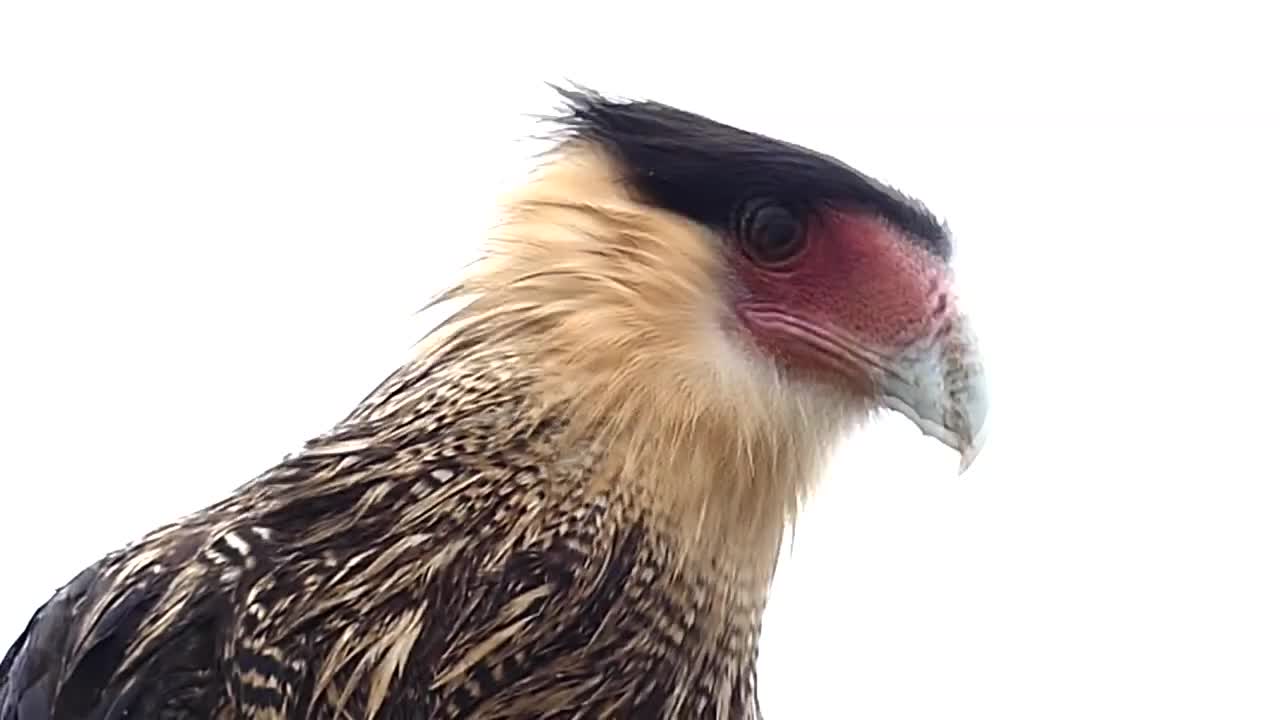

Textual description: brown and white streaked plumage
[0,86,987,719]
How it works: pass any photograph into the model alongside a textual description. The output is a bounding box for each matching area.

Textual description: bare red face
[728,203,985,469]
[731,207,952,392]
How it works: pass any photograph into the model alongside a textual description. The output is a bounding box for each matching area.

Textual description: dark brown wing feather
[0,482,760,719]
[0,534,228,719]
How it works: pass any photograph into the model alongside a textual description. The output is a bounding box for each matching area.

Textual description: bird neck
[402,146,858,588]
[387,318,850,596]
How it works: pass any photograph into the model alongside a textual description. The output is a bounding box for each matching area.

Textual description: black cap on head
[546,85,951,261]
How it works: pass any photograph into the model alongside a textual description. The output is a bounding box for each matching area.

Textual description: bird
[0,86,987,719]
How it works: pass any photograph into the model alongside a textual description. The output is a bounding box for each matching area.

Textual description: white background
[2,2,1277,717]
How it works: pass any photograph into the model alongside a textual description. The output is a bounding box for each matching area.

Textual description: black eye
[739,201,805,266]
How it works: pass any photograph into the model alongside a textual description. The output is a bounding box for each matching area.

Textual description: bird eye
[740,201,805,267]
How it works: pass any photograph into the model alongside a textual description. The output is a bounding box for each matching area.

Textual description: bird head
[432,87,987,563]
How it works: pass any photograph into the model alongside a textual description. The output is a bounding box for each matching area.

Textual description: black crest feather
[546,84,951,260]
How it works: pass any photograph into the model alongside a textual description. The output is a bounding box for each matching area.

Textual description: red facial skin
[731,210,952,391]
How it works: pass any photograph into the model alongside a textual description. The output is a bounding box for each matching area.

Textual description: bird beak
[877,311,989,474]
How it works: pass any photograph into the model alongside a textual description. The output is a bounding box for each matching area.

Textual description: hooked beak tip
[883,390,988,475]
[958,416,988,475]
[878,311,988,476]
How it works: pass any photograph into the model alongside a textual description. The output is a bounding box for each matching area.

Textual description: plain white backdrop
[2,2,1277,717]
